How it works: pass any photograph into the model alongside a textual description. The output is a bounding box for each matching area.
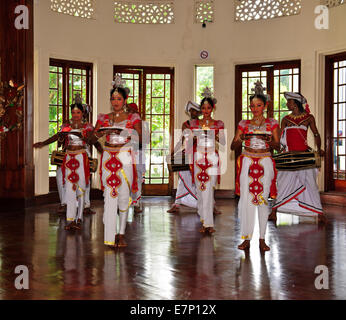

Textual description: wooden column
[0,0,34,208]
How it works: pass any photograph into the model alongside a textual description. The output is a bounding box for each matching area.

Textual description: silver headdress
[74,93,83,105]
[201,87,217,105]
[112,73,126,89]
[73,93,91,114]
[251,81,270,101]
[111,74,130,97]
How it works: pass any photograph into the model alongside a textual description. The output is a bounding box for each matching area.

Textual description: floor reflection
[0,198,344,299]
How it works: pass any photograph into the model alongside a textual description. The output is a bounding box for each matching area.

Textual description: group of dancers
[33,78,326,251]
[34,78,146,248]
[170,82,326,252]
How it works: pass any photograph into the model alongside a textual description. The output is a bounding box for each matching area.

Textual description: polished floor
[0,197,345,300]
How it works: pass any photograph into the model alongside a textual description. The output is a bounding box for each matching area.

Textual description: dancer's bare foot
[268,208,277,221]
[74,219,82,230]
[213,207,222,215]
[64,221,76,230]
[206,227,216,234]
[106,236,117,249]
[238,240,250,250]
[117,234,127,248]
[199,226,207,233]
[167,205,180,213]
[259,239,270,252]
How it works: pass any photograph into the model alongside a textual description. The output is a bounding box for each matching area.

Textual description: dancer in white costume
[167,101,200,213]
[270,92,327,224]
[60,102,94,230]
[34,96,101,217]
[92,76,141,248]
[189,89,225,235]
[231,82,280,251]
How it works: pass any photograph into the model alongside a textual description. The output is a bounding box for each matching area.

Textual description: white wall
[33,0,346,195]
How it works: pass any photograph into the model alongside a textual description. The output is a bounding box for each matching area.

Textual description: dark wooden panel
[0,0,34,201]
[325,52,346,192]
[324,55,335,191]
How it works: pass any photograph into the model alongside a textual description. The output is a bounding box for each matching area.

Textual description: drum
[167,151,191,173]
[50,150,98,173]
[272,151,321,171]
[51,150,65,167]
[89,158,98,173]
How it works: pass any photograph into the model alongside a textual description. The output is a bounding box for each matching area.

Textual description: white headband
[185,101,200,113]
[284,92,307,104]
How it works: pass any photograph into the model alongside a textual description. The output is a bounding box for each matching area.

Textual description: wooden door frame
[325,52,346,191]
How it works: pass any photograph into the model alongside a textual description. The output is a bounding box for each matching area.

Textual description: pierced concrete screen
[114,1,175,24]
[322,0,346,7]
[234,0,301,22]
[50,0,95,19]
[195,1,214,23]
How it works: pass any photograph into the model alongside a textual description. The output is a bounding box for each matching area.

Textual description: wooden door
[325,53,346,192]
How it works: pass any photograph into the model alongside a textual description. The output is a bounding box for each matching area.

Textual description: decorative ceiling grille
[50,0,95,19]
[195,0,214,23]
[234,0,302,22]
[321,0,346,7]
[114,1,175,24]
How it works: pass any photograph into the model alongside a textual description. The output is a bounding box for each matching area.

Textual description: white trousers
[131,150,145,207]
[59,165,90,209]
[102,149,133,246]
[84,182,91,209]
[175,170,198,209]
[194,150,218,228]
[238,156,274,240]
[64,152,87,222]
[273,168,323,216]
[56,166,66,205]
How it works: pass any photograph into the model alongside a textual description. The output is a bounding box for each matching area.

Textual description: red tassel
[305,104,311,114]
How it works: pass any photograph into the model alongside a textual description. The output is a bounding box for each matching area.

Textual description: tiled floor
[0,197,345,300]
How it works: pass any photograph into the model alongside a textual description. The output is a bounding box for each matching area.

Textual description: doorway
[325,52,346,192]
